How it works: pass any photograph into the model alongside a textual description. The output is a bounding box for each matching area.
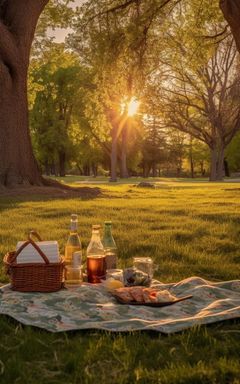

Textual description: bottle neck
[104,225,112,235]
[91,230,100,240]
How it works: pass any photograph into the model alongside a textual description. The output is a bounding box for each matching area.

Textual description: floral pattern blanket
[0,277,240,333]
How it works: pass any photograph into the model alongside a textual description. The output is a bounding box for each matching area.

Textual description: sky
[48,0,85,42]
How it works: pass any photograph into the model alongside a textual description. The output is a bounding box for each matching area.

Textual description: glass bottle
[102,221,117,269]
[87,225,106,283]
[65,251,82,286]
[64,214,82,265]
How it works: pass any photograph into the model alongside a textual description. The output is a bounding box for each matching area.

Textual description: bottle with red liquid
[87,225,106,283]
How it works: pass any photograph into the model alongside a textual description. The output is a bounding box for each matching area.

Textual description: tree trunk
[0,62,43,186]
[210,144,225,181]
[189,135,194,178]
[83,164,90,176]
[110,123,118,182]
[76,164,83,175]
[144,164,151,178]
[59,151,66,177]
[220,0,240,53]
[210,146,217,181]
[152,162,157,177]
[224,159,230,177]
[216,144,225,180]
[51,162,57,176]
[120,122,129,178]
[92,164,98,177]
[0,1,49,187]
[200,161,206,177]
[45,161,50,176]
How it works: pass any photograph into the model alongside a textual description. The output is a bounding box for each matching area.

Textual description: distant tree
[30,45,92,176]
[160,35,240,180]
[141,115,167,177]
[68,0,163,181]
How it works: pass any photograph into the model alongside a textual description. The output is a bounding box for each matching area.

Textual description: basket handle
[11,232,50,264]
[28,230,42,242]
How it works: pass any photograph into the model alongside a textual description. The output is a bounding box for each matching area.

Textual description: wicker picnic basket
[3,231,65,292]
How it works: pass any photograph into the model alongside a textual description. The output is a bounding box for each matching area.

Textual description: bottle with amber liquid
[102,221,117,269]
[87,225,106,283]
[65,214,82,266]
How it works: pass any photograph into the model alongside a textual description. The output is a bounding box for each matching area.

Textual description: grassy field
[0,179,240,383]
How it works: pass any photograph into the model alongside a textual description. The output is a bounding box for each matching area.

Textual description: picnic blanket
[0,276,240,333]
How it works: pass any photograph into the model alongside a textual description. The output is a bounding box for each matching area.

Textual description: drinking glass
[106,269,123,282]
[133,257,153,281]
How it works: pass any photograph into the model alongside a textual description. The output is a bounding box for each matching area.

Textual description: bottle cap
[104,221,112,225]
[92,225,101,230]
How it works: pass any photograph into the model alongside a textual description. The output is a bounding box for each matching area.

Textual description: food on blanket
[128,287,144,302]
[105,278,124,291]
[123,268,151,287]
[156,290,176,302]
[142,288,158,303]
[114,288,133,301]
[113,287,176,303]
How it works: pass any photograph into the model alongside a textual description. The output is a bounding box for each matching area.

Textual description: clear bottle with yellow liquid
[65,214,82,265]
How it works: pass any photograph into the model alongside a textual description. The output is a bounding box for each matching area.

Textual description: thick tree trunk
[0,63,42,185]
[209,144,225,181]
[120,123,129,178]
[216,144,225,180]
[0,0,49,187]
[220,0,240,53]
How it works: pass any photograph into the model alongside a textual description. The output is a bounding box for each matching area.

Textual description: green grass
[0,180,240,383]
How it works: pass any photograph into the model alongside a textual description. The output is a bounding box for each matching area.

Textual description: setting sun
[127,97,140,116]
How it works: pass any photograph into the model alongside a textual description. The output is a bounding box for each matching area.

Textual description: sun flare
[127,97,140,116]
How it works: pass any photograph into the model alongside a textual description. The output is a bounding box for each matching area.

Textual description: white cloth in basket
[16,241,60,264]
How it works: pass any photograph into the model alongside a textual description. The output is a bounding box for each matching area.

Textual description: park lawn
[0,180,240,384]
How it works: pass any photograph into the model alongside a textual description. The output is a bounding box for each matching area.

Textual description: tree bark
[0,0,49,186]
[220,0,240,53]
[216,144,225,180]
[210,143,225,181]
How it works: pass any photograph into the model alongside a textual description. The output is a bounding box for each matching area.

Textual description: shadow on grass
[0,185,102,213]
